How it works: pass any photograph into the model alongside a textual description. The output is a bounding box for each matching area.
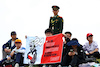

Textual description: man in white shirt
[7,39,25,67]
[83,33,100,58]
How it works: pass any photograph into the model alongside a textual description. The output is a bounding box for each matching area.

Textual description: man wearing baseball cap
[7,39,25,67]
[0,39,25,67]
[49,5,64,35]
[83,33,100,58]
[2,31,18,59]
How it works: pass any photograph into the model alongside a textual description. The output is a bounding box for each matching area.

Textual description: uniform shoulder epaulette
[58,16,62,18]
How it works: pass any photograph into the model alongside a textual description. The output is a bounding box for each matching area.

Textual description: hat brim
[67,41,80,46]
[11,33,16,35]
[15,42,21,43]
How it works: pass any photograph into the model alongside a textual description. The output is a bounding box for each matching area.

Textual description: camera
[65,38,70,42]
[70,49,73,52]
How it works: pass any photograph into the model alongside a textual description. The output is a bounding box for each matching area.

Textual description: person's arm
[60,18,63,33]
[59,17,63,33]
[4,48,8,52]
[90,42,99,54]
[3,43,9,52]
[49,17,52,29]
[66,46,72,55]
[3,43,11,52]
[7,51,15,60]
[3,44,6,51]
[68,52,75,56]
[89,48,98,54]
[4,40,12,52]
[25,35,27,39]
[77,47,86,59]
[16,50,25,54]
[14,47,26,54]
[10,51,15,57]
[8,49,11,52]
[82,44,86,51]
[82,44,89,55]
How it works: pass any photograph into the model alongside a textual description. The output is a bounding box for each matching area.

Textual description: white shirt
[12,46,26,57]
[11,41,15,47]
[83,41,99,53]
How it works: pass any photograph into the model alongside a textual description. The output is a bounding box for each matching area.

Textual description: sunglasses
[88,35,93,37]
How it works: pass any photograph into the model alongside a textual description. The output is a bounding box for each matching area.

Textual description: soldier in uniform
[49,5,63,35]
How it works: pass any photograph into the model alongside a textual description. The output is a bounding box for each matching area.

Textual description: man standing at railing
[49,5,63,35]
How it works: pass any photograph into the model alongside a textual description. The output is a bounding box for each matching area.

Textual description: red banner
[41,33,63,64]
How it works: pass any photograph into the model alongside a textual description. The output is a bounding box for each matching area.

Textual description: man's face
[15,43,22,49]
[45,32,52,37]
[65,33,71,39]
[53,10,59,15]
[11,35,16,39]
[87,36,93,42]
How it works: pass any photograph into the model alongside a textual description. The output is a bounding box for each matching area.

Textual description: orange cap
[15,39,22,43]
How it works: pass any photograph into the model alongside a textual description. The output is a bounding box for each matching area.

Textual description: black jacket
[66,45,86,60]
[2,38,18,51]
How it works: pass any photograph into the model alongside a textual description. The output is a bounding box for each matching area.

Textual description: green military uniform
[49,15,63,35]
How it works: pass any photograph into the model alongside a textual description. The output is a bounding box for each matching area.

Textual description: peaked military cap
[52,5,60,11]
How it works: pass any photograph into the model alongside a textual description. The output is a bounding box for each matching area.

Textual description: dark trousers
[2,51,10,59]
[0,58,7,66]
[61,55,83,66]
[0,60,3,66]
[87,52,100,58]
[15,53,24,66]
[0,53,24,66]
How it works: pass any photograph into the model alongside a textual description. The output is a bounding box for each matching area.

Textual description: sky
[0,0,100,60]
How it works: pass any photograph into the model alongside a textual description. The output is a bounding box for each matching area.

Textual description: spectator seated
[0,53,24,67]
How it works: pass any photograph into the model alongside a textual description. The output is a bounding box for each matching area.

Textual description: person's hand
[63,34,67,39]
[72,52,75,56]
[4,48,8,52]
[86,53,90,55]
[68,52,73,56]
[8,49,11,52]
[7,57,11,60]
[89,52,94,54]
[25,35,27,39]
[64,41,67,44]
[63,34,66,37]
